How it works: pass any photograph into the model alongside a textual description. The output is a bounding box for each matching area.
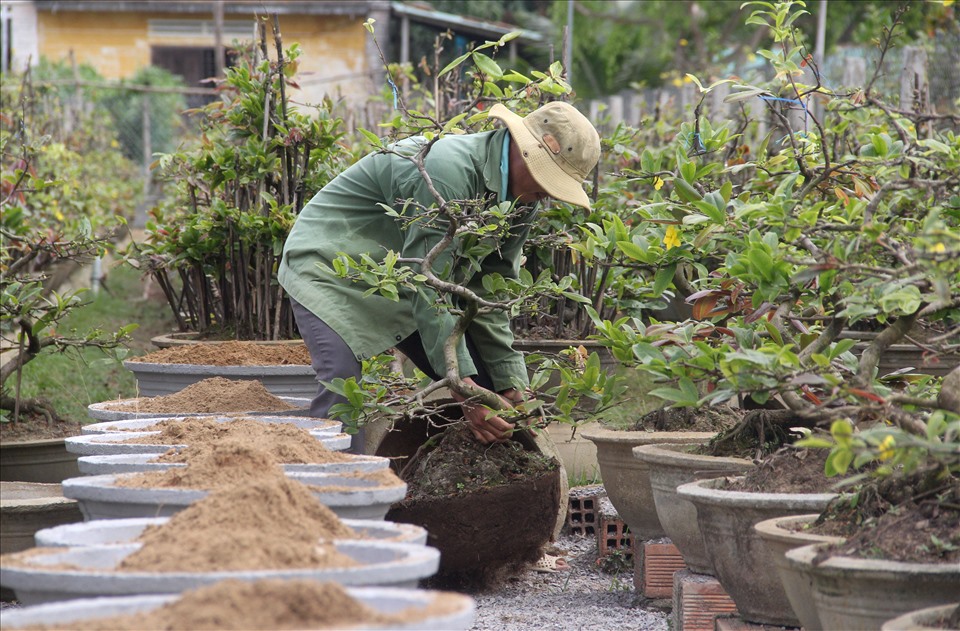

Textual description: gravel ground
[469,532,669,631]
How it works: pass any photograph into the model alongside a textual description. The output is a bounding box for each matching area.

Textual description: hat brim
[488,103,592,209]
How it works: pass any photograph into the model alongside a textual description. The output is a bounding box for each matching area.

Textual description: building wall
[33,9,373,106]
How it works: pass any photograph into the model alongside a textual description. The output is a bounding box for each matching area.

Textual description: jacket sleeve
[462,207,536,391]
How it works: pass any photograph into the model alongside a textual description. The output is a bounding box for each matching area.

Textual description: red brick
[672,569,738,631]
[642,542,686,598]
[714,615,800,631]
[566,484,606,536]
[597,497,634,558]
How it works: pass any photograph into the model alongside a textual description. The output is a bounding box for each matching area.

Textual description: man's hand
[452,377,516,444]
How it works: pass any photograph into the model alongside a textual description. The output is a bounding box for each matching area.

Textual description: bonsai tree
[129,16,346,341]
[1,66,140,423]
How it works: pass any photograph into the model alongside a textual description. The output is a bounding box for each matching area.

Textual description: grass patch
[13,262,177,424]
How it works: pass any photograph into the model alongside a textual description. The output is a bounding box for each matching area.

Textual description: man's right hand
[452,378,516,444]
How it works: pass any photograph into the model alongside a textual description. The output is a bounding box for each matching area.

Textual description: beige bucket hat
[488,101,601,209]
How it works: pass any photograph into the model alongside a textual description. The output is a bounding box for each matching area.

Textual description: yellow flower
[944,0,954,7]
[664,225,681,250]
[878,435,896,461]
[679,38,689,47]
[654,176,664,191]
[671,77,683,87]
[930,242,946,253]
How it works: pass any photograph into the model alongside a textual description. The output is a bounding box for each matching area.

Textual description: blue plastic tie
[387,76,399,109]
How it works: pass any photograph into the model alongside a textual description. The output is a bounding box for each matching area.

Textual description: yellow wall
[35,10,372,105]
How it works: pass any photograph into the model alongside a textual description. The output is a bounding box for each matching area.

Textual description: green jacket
[278,128,533,391]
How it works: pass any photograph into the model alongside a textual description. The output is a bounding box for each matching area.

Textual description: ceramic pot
[753,513,846,631]
[881,603,960,631]
[676,477,837,627]
[785,542,960,631]
[64,430,352,458]
[632,442,753,574]
[581,428,716,540]
[77,452,388,476]
[81,415,340,435]
[0,540,440,605]
[0,585,474,630]
[0,438,80,483]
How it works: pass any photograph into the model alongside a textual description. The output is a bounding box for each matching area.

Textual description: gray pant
[290,298,495,452]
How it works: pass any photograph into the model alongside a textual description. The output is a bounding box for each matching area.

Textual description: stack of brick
[565,484,606,536]
[597,496,634,559]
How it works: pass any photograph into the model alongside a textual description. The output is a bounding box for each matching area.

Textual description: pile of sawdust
[119,476,360,572]
[105,378,296,413]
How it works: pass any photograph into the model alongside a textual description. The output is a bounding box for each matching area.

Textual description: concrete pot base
[632,442,753,575]
[65,430,351,457]
[122,360,318,398]
[87,397,311,422]
[0,540,440,605]
[82,415,340,435]
[0,585,474,630]
[61,472,407,520]
[676,477,837,627]
[77,453,389,476]
[35,516,427,547]
[785,542,960,631]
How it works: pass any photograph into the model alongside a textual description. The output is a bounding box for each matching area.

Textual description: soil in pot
[619,405,742,433]
[0,579,467,631]
[127,341,310,366]
[98,378,298,415]
[722,447,838,494]
[810,470,960,565]
[381,420,560,590]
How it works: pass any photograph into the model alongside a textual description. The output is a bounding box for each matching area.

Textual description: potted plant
[582,0,958,623]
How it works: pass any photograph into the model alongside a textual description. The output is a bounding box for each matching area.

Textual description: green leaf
[653,264,676,296]
[439,53,471,77]
[472,52,503,80]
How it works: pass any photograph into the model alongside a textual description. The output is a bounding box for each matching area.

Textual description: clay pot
[0,438,80,484]
[753,513,845,631]
[581,428,716,540]
[121,359,318,398]
[881,603,960,631]
[785,542,960,631]
[676,477,837,627]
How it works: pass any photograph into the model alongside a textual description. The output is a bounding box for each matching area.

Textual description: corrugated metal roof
[392,1,544,44]
[32,1,387,17]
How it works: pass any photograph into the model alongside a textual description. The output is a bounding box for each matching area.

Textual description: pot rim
[785,541,960,575]
[676,476,838,508]
[632,442,754,469]
[581,428,716,445]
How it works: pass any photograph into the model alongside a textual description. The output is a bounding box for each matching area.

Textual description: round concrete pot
[87,396,311,422]
[0,482,83,601]
[0,585,474,630]
[632,442,753,575]
[881,603,960,631]
[82,415,340,435]
[754,513,846,631]
[676,477,837,627]
[0,540,440,605]
[0,438,80,484]
[61,471,407,520]
[581,428,716,540]
[35,516,428,547]
[785,542,960,631]
[64,430,352,457]
[77,452,389,476]
[123,360,318,398]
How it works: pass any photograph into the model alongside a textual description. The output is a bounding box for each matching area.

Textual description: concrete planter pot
[0,540,440,605]
[882,603,960,631]
[61,471,407,520]
[0,438,80,484]
[87,396,311,422]
[81,415,340,435]
[754,513,846,631]
[77,452,388,476]
[35,516,427,547]
[0,585,474,630]
[676,477,837,627]
[632,442,753,575]
[0,482,83,601]
[785,542,960,631]
[150,332,308,349]
[581,428,716,540]
[123,360,317,398]
[65,430,352,457]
